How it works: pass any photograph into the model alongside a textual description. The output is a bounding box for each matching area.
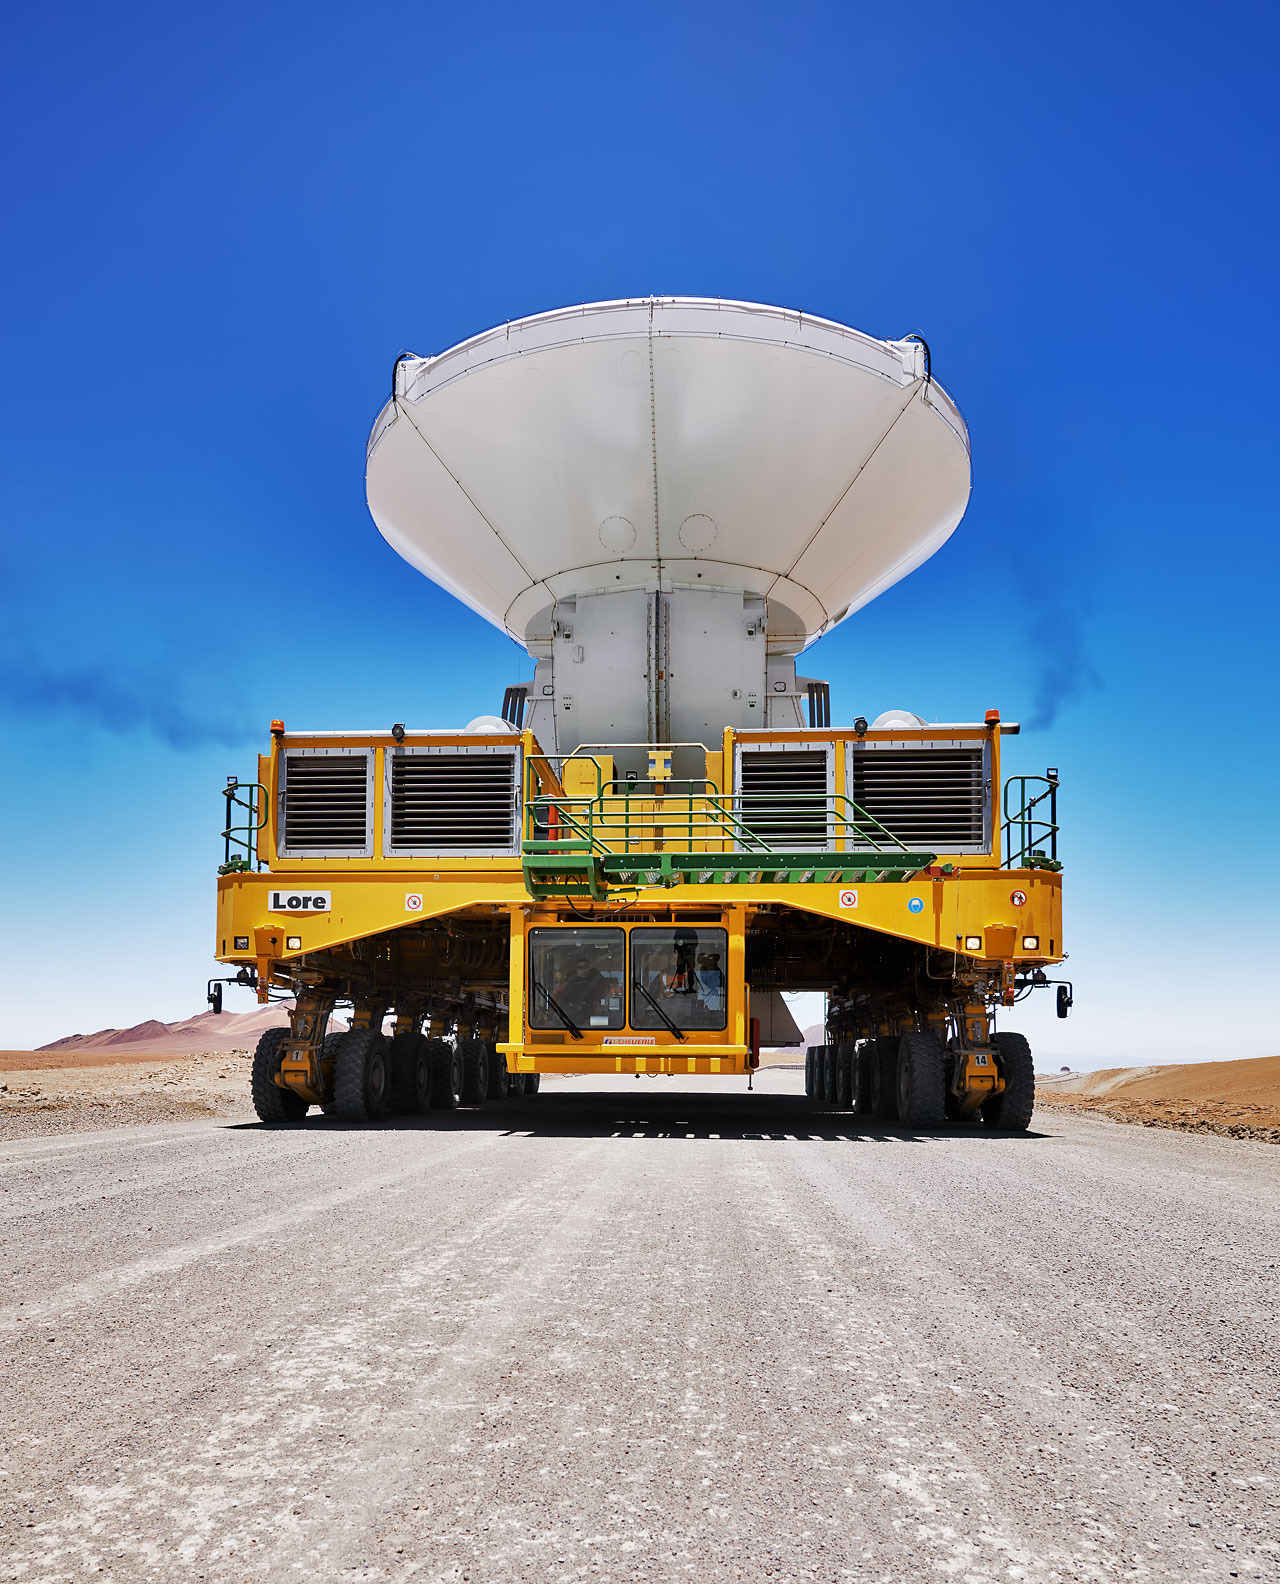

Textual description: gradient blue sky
[2,0,1276,1059]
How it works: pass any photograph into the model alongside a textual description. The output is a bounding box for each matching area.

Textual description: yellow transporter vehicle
[213,299,1069,1128]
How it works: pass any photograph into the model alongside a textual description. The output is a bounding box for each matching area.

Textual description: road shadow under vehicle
[233,1085,1049,1144]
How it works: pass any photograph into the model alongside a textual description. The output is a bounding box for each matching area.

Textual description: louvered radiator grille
[737,751,829,850]
[282,754,369,851]
[852,749,986,851]
[390,753,517,851]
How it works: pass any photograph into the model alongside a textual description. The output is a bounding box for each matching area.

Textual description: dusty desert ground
[2,1039,1278,1144]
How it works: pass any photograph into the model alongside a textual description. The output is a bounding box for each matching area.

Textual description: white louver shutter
[385,748,520,856]
[279,750,373,857]
[735,747,833,851]
[850,745,988,853]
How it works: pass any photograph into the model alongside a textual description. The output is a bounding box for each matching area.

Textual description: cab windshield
[629,927,728,1031]
[528,927,625,1031]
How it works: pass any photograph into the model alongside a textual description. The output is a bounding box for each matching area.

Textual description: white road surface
[1,1071,1276,1583]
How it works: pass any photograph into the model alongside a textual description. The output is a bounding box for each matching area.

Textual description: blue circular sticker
[907,896,924,914]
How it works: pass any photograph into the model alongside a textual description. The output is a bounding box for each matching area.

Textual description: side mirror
[207,981,223,1015]
[1056,984,1073,1019]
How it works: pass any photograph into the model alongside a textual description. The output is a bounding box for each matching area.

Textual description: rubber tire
[896,1030,947,1128]
[871,1035,900,1121]
[524,1072,541,1095]
[320,1030,344,1115]
[804,1047,816,1097]
[823,1045,839,1104]
[836,1042,855,1110]
[487,1045,510,1101]
[390,1031,433,1114]
[251,1027,309,1126]
[854,1043,875,1115]
[508,1071,525,1097]
[333,1028,392,1122]
[459,1037,490,1105]
[983,1032,1036,1132]
[429,1040,464,1109]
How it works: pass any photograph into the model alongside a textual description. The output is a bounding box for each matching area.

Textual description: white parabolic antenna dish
[366,298,971,653]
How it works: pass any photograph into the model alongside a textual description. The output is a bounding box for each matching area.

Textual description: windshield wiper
[531,978,583,1040]
[631,979,686,1040]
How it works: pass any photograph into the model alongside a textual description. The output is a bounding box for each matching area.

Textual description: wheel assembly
[389,1031,433,1114]
[333,1028,392,1122]
[854,1043,875,1114]
[871,1035,900,1121]
[896,1030,947,1128]
[836,1042,854,1109]
[428,1039,464,1109]
[250,1027,309,1127]
[982,1031,1035,1131]
[458,1037,490,1104]
[486,1045,510,1100]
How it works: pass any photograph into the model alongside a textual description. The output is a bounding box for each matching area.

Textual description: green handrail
[219,779,268,874]
[1002,774,1061,869]
[522,767,914,860]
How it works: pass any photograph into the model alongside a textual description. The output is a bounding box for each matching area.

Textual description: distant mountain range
[36,1012,823,1059]
[37,1003,345,1056]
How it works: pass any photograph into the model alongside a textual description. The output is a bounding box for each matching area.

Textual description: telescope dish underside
[366,298,971,654]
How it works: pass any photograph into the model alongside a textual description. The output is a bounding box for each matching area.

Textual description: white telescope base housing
[365,297,971,754]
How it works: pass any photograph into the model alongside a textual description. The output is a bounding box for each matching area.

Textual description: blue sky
[2,0,1276,1060]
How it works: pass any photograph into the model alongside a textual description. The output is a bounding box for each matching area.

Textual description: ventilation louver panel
[852,748,985,851]
[737,751,829,850]
[390,753,518,852]
[282,754,370,851]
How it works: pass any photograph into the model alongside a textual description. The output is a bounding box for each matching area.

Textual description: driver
[552,953,611,1023]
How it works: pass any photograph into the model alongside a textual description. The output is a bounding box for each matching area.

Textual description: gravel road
[1,1071,1276,1583]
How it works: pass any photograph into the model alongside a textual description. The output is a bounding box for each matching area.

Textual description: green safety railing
[1002,772,1062,870]
[520,757,936,897]
[218,779,268,874]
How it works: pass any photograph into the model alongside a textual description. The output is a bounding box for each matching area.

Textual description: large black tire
[854,1043,875,1114]
[251,1027,309,1126]
[524,1072,540,1095]
[428,1040,464,1109]
[871,1035,900,1121]
[983,1032,1036,1132]
[836,1042,855,1110]
[333,1028,392,1122]
[804,1047,816,1097]
[319,1030,344,1115]
[507,1071,525,1098]
[487,1045,509,1101]
[897,1030,947,1128]
[823,1045,838,1104]
[459,1037,490,1104]
[389,1031,433,1114]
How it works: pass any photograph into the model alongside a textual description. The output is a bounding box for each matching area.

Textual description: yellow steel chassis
[215,722,1062,1083]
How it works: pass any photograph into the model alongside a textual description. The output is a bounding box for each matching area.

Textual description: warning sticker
[838,889,858,909]
[1010,889,1028,907]
[907,896,925,914]
[404,893,423,912]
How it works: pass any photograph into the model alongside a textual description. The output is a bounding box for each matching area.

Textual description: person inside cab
[553,953,611,1024]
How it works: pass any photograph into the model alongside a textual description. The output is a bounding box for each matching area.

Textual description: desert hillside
[23,1003,343,1063]
[1038,1054,1279,1142]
